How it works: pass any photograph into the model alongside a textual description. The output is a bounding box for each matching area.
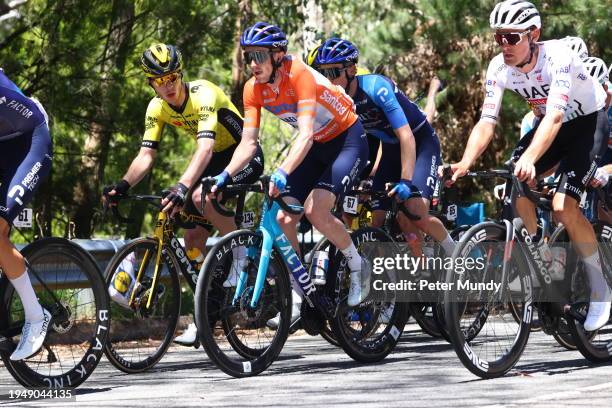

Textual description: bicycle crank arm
[564,302,588,325]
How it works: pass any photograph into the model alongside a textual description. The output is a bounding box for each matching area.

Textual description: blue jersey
[353,74,428,144]
[0,70,46,141]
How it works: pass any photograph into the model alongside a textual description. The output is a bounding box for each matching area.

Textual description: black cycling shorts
[182,143,264,222]
[1,123,52,224]
[511,110,603,202]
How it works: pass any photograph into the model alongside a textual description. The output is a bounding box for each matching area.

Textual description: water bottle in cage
[310,250,329,285]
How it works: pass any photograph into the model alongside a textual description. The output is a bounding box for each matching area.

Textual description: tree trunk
[229,0,251,113]
[301,0,323,59]
[72,0,135,238]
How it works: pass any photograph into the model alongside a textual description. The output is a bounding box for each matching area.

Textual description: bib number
[343,196,358,215]
[240,211,255,228]
[14,208,33,228]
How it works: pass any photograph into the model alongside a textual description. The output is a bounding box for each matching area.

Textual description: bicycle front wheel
[195,230,291,378]
[0,238,109,389]
[444,222,532,379]
[103,237,181,373]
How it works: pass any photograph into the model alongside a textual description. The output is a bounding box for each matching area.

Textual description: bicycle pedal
[565,302,588,325]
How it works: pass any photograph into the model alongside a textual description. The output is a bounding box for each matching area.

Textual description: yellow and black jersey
[142,79,242,153]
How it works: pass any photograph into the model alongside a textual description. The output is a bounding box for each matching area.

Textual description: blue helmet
[241,22,288,51]
[315,38,359,66]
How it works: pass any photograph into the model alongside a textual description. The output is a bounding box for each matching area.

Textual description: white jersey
[481,40,606,124]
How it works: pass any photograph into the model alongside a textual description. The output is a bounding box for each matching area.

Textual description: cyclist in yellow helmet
[102,43,265,346]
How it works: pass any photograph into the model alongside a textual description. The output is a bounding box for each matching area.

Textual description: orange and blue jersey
[242,56,358,143]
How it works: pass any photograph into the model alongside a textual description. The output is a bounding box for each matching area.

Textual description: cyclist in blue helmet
[239,21,288,84]
[314,38,359,93]
[313,38,457,260]
[215,22,371,320]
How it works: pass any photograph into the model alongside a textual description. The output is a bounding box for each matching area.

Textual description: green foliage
[1,0,610,240]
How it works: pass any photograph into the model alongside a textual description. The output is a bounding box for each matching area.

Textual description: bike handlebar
[201,175,303,218]
[107,194,163,223]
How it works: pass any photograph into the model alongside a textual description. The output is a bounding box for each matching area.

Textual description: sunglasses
[318,66,348,80]
[243,50,271,65]
[151,72,181,87]
[494,30,531,46]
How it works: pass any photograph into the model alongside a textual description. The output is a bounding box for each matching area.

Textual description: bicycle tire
[0,238,109,388]
[330,227,409,363]
[195,230,291,377]
[548,224,599,353]
[103,237,181,373]
[565,222,612,362]
[444,222,532,379]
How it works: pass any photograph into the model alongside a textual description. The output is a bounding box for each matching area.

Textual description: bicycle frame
[232,199,318,309]
[128,210,201,309]
[484,174,574,317]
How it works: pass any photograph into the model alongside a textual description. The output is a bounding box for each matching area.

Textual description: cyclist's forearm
[122,150,155,186]
[396,125,416,180]
[522,110,563,162]
[179,141,213,188]
[279,116,314,174]
[370,141,383,177]
[461,120,495,167]
[279,134,313,174]
[225,128,258,176]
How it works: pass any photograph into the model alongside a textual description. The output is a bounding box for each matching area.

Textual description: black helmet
[141,43,182,77]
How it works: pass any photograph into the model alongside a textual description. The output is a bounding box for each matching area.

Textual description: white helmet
[562,36,589,59]
[490,1,541,31]
[583,57,609,85]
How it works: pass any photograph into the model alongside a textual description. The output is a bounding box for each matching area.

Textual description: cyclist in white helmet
[562,36,589,60]
[449,0,611,331]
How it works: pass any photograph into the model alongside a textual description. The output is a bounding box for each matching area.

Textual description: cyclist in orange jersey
[212,22,370,322]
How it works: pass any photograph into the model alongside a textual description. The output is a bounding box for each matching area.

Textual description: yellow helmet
[306,45,321,68]
[141,43,182,78]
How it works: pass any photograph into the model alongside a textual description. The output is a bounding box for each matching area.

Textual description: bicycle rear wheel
[330,227,409,363]
[550,224,607,357]
[444,222,532,379]
[103,237,181,373]
[0,238,109,388]
[195,230,291,377]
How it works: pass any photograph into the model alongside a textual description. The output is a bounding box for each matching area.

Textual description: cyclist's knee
[412,216,432,232]
[305,205,333,228]
[552,201,581,227]
[276,210,299,229]
[184,227,207,250]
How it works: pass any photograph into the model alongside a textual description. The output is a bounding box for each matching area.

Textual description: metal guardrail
[16,232,324,278]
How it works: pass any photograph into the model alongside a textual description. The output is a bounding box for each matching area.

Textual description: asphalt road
[2,321,612,407]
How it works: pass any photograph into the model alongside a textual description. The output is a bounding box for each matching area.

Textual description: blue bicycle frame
[232,199,317,309]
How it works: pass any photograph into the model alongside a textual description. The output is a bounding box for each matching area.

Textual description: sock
[10,269,44,321]
[291,288,303,307]
[289,275,304,302]
[440,234,456,257]
[533,237,553,264]
[582,251,611,301]
[340,242,361,271]
[232,246,246,262]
